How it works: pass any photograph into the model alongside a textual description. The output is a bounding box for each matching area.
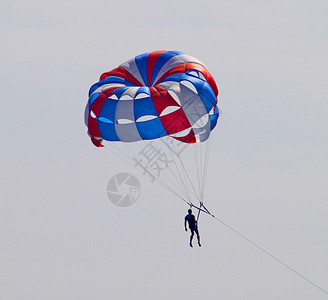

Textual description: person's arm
[184,217,188,231]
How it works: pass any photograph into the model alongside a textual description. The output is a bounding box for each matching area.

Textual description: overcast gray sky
[1,0,328,299]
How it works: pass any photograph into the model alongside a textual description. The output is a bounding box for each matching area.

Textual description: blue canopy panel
[98,122,120,141]
[135,53,150,87]
[198,82,217,113]
[98,98,120,141]
[209,106,219,131]
[135,86,150,97]
[99,98,117,122]
[134,96,158,121]
[136,117,167,140]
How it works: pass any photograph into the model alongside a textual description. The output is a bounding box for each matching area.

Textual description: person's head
[188,209,192,214]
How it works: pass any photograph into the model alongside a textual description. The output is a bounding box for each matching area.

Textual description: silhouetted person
[184,209,201,247]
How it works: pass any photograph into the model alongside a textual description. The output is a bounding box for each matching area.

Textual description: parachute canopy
[85,50,219,147]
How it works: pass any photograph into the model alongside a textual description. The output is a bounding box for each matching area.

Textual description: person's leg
[189,229,195,247]
[195,228,201,246]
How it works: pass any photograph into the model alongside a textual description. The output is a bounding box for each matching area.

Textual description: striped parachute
[85,51,220,214]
